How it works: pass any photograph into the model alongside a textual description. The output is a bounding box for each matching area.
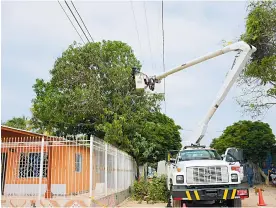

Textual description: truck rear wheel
[227,198,242,207]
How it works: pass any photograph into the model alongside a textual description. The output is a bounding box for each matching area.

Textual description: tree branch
[269,81,276,87]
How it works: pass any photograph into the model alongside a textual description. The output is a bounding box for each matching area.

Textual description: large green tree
[32,40,182,170]
[238,1,276,117]
[32,40,143,137]
[210,120,276,163]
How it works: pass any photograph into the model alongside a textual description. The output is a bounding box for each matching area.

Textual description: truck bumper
[172,185,249,201]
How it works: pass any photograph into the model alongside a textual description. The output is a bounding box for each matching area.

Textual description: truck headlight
[176,175,184,183]
[231,174,238,182]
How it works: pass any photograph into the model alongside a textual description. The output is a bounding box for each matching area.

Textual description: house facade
[1,125,98,197]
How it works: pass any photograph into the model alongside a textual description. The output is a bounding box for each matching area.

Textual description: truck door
[223,148,245,181]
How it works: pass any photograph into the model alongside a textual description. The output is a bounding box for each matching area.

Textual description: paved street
[118,185,276,207]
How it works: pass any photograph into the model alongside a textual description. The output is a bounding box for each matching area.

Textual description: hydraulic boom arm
[134,41,256,145]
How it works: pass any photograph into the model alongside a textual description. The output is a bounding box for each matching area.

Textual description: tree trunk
[135,159,140,181]
[258,166,269,185]
[136,165,140,181]
[250,163,268,185]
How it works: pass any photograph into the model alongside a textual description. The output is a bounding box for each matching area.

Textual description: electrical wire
[58,0,85,44]
[130,0,143,60]
[161,0,166,113]
[70,1,94,42]
[64,0,91,43]
[143,1,154,71]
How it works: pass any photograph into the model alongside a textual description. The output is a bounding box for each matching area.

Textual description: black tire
[166,194,173,207]
[166,182,173,207]
[227,198,242,207]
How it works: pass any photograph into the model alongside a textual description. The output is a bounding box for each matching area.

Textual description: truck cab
[167,146,248,207]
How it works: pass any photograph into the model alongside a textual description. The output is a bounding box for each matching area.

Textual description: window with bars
[75,153,82,172]
[19,152,48,178]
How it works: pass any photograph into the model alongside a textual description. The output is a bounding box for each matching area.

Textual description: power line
[130,0,143,60]
[143,1,154,71]
[64,0,91,43]
[182,129,223,133]
[70,1,94,42]
[161,0,166,113]
[57,0,85,44]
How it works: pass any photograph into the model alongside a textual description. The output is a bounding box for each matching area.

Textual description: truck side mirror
[221,154,225,159]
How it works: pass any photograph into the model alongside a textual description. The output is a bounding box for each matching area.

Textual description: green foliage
[148,175,169,203]
[32,40,141,137]
[131,176,169,203]
[238,1,276,117]
[140,112,182,162]
[3,116,31,130]
[3,115,53,135]
[242,1,276,60]
[31,40,182,167]
[98,110,182,166]
[132,178,149,201]
[210,120,276,163]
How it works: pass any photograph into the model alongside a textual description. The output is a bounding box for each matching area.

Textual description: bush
[148,175,169,202]
[131,175,169,203]
[132,177,149,201]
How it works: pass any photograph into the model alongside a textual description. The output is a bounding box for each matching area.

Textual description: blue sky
[2,1,276,146]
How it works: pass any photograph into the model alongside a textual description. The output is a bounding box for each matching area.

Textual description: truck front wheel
[227,198,242,207]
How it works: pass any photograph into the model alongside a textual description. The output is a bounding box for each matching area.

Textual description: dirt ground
[118,200,167,207]
[118,185,276,207]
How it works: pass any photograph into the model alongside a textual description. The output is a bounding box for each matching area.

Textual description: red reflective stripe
[237,190,248,196]
[173,198,182,201]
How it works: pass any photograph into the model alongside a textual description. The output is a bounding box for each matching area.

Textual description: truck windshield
[179,149,222,161]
